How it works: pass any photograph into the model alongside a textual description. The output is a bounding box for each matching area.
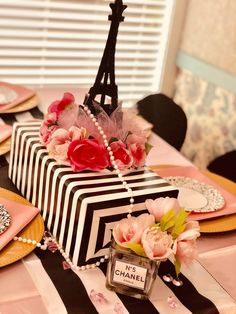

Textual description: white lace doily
[0,86,18,105]
[0,204,12,234]
[165,176,225,213]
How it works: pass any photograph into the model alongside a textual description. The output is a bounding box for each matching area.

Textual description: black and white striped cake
[9,121,179,267]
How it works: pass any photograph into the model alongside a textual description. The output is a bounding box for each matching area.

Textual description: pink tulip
[145,197,181,221]
[142,226,173,260]
[175,220,200,266]
[113,213,155,248]
[177,221,200,242]
[176,240,198,266]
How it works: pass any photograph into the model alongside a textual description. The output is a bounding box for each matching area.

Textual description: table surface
[0,87,236,314]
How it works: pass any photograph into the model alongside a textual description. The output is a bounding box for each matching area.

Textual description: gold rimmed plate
[150,165,236,233]
[0,136,11,156]
[0,95,40,114]
[0,188,44,267]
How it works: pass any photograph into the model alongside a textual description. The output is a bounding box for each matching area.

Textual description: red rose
[48,92,75,116]
[68,139,109,171]
[128,143,146,168]
[110,140,133,170]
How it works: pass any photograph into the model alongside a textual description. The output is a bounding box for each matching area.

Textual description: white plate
[165,176,225,212]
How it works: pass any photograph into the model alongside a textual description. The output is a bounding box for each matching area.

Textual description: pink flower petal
[62,261,71,270]
[89,289,109,304]
[167,296,178,309]
[114,302,125,314]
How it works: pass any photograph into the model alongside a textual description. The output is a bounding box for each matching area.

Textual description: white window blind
[0,0,175,106]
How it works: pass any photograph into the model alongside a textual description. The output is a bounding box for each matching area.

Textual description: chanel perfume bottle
[106,242,160,300]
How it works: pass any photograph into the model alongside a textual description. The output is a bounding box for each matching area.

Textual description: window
[0,0,181,106]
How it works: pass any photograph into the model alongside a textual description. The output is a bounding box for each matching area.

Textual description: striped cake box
[9,121,179,267]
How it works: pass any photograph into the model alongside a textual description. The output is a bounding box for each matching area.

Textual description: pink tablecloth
[0,87,236,313]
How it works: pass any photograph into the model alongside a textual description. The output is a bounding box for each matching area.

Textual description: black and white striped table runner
[1,107,235,314]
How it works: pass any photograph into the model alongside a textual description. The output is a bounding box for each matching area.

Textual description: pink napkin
[0,197,40,251]
[156,166,236,221]
[0,81,35,111]
[0,124,12,143]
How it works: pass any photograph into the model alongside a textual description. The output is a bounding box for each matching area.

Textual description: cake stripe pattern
[9,121,179,266]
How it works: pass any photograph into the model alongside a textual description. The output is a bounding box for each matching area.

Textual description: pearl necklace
[13,103,135,270]
[82,104,134,218]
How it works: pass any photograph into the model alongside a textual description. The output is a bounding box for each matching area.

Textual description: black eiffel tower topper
[83,0,127,116]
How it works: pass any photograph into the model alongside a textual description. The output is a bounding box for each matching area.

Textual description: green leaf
[126,243,146,257]
[172,224,186,239]
[160,209,175,231]
[48,122,57,128]
[171,208,190,239]
[150,223,160,228]
[163,218,175,230]
[174,256,181,277]
[145,142,153,155]
[109,137,119,144]
[124,131,132,142]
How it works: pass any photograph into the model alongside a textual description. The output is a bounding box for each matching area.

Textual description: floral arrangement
[40,93,152,172]
[112,197,200,276]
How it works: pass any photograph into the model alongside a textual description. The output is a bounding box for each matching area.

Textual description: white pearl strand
[14,233,109,271]
[82,104,135,218]
[13,104,135,270]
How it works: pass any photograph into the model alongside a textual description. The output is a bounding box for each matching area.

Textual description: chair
[137,93,187,150]
[207,150,236,183]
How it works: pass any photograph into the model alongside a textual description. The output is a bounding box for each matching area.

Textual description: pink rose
[47,126,86,161]
[44,112,57,125]
[141,226,173,260]
[109,140,133,170]
[68,139,109,171]
[48,92,75,116]
[126,133,146,146]
[113,213,155,248]
[40,112,58,144]
[40,124,59,145]
[126,134,146,168]
[145,197,181,221]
